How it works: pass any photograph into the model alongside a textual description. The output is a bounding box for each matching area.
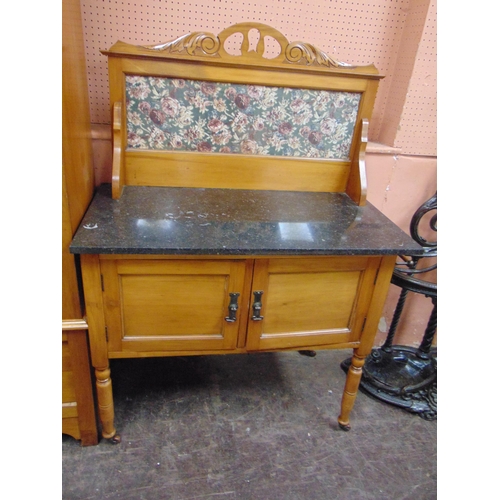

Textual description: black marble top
[70,185,424,256]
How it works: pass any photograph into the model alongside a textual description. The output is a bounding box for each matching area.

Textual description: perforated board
[396,0,436,156]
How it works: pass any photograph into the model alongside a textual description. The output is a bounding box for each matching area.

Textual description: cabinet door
[101,259,248,354]
[246,256,381,351]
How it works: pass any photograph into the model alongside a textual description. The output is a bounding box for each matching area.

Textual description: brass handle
[225,293,240,322]
[251,291,264,321]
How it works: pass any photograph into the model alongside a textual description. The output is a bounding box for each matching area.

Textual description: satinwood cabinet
[71,23,424,443]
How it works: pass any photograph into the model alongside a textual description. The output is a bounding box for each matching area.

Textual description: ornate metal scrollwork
[393,192,437,279]
[410,193,437,251]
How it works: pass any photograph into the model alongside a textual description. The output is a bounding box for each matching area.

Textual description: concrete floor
[62,349,437,499]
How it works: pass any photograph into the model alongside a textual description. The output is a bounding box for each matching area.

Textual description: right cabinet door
[246,256,381,351]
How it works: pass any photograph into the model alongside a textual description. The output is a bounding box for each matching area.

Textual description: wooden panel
[264,270,361,333]
[62,0,94,233]
[62,339,72,372]
[125,151,350,192]
[62,0,95,318]
[62,328,99,446]
[62,175,83,318]
[246,256,380,350]
[62,417,81,441]
[102,259,248,352]
[121,274,228,336]
[62,371,77,403]
[62,404,79,419]
[109,52,376,106]
[63,0,96,443]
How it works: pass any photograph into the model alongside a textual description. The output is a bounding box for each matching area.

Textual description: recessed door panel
[121,274,227,337]
[265,270,361,334]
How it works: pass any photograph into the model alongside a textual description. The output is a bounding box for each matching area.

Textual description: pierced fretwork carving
[140,22,369,70]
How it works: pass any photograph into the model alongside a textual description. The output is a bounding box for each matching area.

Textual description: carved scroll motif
[285,42,355,68]
[141,31,221,56]
[140,23,361,69]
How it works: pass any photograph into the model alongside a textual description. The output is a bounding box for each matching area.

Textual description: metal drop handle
[251,291,264,321]
[225,293,240,322]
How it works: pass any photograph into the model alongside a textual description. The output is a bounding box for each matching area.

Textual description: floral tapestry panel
[126,76,361,160]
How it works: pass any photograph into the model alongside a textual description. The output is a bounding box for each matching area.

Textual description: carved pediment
[139,22,376,72]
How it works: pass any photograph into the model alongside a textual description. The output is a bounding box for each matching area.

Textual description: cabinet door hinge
[101,275,105,291]
[105,326,108,342]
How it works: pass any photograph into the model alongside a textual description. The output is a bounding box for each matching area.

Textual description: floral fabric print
[126,76,361,160]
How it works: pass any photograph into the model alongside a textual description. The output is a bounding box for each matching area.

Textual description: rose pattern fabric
[125,76,361,160]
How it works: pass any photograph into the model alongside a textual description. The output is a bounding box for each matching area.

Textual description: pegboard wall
[395,0,436,156]
[79,0,436,157]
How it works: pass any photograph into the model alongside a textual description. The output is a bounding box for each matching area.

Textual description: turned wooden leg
[95,366,121,444]
[338,352,366,431]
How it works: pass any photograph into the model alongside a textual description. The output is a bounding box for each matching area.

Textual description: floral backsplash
[125,76,361,160]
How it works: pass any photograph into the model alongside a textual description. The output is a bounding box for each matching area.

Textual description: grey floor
[62,349,437,500]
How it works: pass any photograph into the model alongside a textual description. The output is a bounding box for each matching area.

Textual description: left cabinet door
[101,259,248,354]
